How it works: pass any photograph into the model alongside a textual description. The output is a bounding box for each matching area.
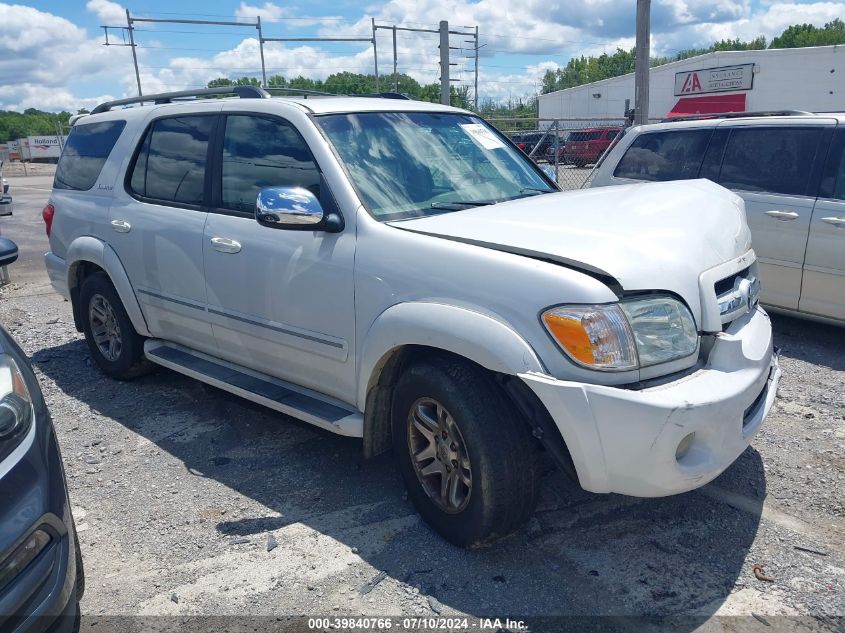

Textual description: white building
[539,45,845,121]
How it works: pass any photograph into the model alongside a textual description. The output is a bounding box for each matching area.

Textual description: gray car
[591,112,845,326]
[0,238,83,632]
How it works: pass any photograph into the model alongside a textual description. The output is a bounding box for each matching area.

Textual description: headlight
[542,296,698,371]
[619,296,698,367]
[0,353,34,463]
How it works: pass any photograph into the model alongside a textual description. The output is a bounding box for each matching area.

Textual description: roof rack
[263,87,339,97]
[369,92,411,100]
[264,87,411,100]
[90,85,269,114]
[662,109,814,123]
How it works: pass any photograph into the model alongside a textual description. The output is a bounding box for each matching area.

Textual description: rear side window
[129,116,213,206]
[718,127,822,196]
[614,129,712,182]
[54,120,126,191]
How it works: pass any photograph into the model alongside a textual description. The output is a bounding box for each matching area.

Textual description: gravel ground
[1,171,843,632]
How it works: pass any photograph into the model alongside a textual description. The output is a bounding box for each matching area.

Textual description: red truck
[563,127,621,166]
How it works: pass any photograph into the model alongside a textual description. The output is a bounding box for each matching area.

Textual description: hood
[390,179,752,328]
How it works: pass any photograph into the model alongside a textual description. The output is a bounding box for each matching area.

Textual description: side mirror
[255,186,343,233]
[0,237,18,267]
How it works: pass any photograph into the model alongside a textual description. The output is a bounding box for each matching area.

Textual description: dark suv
[510,131,559,160]
[0,238,83,632]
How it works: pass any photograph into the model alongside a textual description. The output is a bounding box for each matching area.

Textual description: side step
[144,340,363,437]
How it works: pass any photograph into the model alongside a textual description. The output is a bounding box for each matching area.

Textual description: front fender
[357,301,545,410]
[65,236,151,337]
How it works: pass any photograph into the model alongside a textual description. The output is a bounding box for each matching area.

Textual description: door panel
[203,214,355,400]
[739,193,815,309]
[203,113,356,403]
[108,114,216,353]
[717,125,827,310]
[801,128,845,320]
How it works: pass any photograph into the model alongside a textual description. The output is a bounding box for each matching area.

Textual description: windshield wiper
[519,187,553,195]
[430,200,496,210]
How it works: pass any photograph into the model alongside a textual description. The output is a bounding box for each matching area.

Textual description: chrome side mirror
[256,187,324,229]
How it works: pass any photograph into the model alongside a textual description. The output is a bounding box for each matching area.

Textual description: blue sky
[1,1,843,111]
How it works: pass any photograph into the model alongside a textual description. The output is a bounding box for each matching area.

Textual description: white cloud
[2,0,844,111]
[0,3,132,111]
[234,2,287,21]
[85,0,126,25]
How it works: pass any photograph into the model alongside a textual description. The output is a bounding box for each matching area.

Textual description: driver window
[221,115,319,213]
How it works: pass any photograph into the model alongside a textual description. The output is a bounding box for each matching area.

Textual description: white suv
[591,113,845,325]
[44,87,780,546]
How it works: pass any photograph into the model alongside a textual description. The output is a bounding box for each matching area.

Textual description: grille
[715,267,760,327]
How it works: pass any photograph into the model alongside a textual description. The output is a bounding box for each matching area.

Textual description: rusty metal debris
[752,563,774,582]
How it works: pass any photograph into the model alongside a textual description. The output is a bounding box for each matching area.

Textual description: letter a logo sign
[682,72,702,93]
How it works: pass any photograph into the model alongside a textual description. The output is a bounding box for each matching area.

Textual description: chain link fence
[485,117,629,190]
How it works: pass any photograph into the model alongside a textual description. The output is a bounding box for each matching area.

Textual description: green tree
[770,19,845,48]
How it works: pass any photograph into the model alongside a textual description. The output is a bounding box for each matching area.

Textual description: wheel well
[68,261,106,332]
[362,344,578,483]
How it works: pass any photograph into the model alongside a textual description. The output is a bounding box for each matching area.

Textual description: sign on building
[674,63,754,96]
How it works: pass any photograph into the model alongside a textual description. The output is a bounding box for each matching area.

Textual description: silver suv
[591,112,845,325]
[44,87,779,546]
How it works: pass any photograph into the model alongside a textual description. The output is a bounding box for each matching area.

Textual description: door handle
[764,210,800,221]
[210,237,242,254]
[821,216,845,228]
[110,219,131,233]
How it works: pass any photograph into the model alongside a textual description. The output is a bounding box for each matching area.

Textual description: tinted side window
[699,128,729,182]
[220,115,319,213]
[614,129,711,182]
[819,128,845,200]
[54,120,126,191]
[718,127,822,196]
[129,116,213,205]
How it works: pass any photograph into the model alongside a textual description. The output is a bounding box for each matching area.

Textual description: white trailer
[539,45,845,121]
[18,135,66,162]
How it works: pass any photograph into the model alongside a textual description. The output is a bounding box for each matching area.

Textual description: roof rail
[264,87,411,100]
[90,85,269,114]
[263,86,339,97]
[369,92,411,100]
[662,109,813,123]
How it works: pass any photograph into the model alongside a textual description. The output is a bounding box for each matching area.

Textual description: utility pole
[392,26,398,92]
[634,0,650,125]
[257,16,267,87]
[372,18,379,91]
[126,9,142,97]
[474,25,479,110]
[439,20,450,105]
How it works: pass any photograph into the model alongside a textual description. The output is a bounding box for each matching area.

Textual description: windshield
[317,112,556,221]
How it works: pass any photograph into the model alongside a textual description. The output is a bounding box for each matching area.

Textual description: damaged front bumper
[520,307,780,497]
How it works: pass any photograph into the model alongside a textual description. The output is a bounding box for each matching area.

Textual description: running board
[143,340,363,437]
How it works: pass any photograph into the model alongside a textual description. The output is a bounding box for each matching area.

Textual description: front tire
[392,357,540,547]
[79,272,151,380]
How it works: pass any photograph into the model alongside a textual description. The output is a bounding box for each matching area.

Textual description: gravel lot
[1,170,843,632]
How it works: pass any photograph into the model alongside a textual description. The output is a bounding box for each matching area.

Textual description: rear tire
[79,272,152,380]
[392,356,540,547]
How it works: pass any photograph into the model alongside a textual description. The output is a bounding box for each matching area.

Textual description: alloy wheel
[88,293,122,362]
[407,398,472,513]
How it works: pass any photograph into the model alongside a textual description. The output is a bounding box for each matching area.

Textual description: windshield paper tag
[460,123,505,150]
